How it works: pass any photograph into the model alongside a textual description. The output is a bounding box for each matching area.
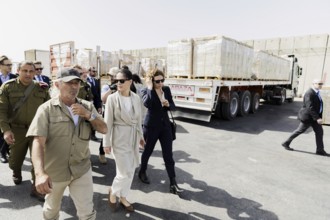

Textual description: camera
[109,83,117,91]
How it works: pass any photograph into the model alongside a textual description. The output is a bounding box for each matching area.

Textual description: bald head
[312,79,323,90]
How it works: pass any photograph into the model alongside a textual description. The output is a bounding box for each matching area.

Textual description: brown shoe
[12,171,22,185]
[31,185,45,202]
[120,201,134,212]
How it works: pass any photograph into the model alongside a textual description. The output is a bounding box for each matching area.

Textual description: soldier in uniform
[0,61,50,201]
[0,55,17,163]
[74,65,93,101]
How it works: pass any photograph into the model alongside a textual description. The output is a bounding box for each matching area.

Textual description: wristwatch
[88,113,97,122]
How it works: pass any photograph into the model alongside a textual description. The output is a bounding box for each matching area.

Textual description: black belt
[10,123,29,129]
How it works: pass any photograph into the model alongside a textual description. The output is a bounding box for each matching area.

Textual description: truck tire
[275,89,286,105]
[250,92,260,114]
[221,91,239,120]
[238,90,251,116]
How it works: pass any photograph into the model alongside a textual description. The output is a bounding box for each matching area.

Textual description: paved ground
[1,98,330,220]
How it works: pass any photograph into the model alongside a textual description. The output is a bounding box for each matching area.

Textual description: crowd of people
[1,53,327,219]
[0,54,182,219]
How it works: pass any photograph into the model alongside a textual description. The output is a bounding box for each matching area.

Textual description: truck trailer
[165,36,302,122]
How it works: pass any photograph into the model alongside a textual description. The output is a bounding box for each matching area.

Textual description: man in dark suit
[282,79,328,156]
[33,61,51,87]
[87,66,102,141]
[0,55,17,163]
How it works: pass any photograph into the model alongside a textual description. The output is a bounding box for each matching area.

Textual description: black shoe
[0,154,8,163]
[170,184,183,194]
[12,171,22,185]
[138,171,150,184]
[281,142,294,151]
[91,135,102,142]
[316,151,329,156]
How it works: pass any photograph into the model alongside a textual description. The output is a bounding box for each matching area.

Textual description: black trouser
[0,131,9,157]
[140,123,175,179]
[284,120,324,152]
[99,140,105,155]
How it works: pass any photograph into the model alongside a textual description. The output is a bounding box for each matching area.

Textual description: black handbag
[169,110,176,141]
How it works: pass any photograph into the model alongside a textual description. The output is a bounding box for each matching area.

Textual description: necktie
[38,75,43,82]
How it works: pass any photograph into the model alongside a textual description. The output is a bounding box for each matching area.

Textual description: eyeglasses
[317,83,323,85]
[35,68,43,71]
[114,79,129,84]
[154,79,165,84]
[1,64,12,67]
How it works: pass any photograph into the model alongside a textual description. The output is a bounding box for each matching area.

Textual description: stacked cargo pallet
[166,35,292,81]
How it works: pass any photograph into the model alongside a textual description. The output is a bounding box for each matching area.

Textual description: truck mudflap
[173,107,212,122]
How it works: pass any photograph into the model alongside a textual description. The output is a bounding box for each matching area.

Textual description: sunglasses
[154,79,165,84]
[317,83,323,85]
[114,79,129,84]
[35,68,43,71]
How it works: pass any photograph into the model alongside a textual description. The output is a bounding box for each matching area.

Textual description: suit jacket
[141,86,175,128]
[87,77,102,109]
[298,88,323,122]
[0,73,17,87]
[34,74,51,86]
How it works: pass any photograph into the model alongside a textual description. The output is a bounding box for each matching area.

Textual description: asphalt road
[0,98,330,220]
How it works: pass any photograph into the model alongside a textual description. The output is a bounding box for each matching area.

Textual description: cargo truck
[165,36,302,122]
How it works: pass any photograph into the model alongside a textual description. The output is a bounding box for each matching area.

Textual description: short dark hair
[0,55,9,65]
[17,61,35,71]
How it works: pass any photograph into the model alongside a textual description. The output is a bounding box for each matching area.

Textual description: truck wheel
[221,91,239,120]
[275,89,286,105]
[238,90,251,116]
[250,92,260,114]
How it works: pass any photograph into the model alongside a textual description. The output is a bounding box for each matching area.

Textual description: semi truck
[165,36,302,122]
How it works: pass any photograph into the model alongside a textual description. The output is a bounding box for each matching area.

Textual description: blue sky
[1,0,329,61]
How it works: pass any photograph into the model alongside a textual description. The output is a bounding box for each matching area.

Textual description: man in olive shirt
[0,61,50,200]
[74,65,93,101]
[0,55,17,163]
[27,68,107,220]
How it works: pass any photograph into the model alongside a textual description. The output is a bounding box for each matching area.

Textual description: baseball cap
[57,68,83,82]
[108,67,120,76]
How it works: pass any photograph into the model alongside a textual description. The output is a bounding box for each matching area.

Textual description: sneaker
[99,154,107,164]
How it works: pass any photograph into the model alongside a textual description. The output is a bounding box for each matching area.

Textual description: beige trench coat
[103,91,144,169]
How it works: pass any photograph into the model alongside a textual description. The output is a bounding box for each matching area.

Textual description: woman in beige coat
[103,67,144,212]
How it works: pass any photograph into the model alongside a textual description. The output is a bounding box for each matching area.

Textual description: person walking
[27,68,108,219]
[0,55,17,163]
[103,67,145,212]
[0,61,50,201]
[138,69,183,194]
[282,79,328,156]
[87,66,102,142]
[33,61,51,87]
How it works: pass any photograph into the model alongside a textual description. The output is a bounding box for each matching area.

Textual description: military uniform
[77,81,93,101]
[0,78,50,184]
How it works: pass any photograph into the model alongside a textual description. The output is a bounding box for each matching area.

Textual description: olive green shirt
[26,97,102,182]
[0,78,50,132]
[77,81,93,101]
